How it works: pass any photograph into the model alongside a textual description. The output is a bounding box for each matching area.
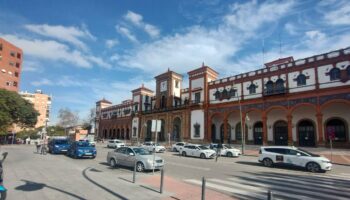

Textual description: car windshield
[133,148,152,155]
[77,142,91,147]
[198,145,209,150]
[115,141,121,143]
[223,144,232,149]
[55,140,68,144]
[297,148,320,157]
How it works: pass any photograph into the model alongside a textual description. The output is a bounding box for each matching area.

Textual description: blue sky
[1,0,350,124]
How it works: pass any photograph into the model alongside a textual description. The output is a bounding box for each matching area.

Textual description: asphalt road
[2,144,350,200]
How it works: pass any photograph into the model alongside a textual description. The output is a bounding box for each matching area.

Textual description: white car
[141,142,166,153]
[209,144,241,157]
[258,146,332,172]
[171,142,186,152]
[107,139,125,149]
[179,144,216,159]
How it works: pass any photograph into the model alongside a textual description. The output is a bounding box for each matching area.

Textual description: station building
[96,47,350,148]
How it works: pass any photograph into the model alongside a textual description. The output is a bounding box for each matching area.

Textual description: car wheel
[110,158,117,168]
[172,147,177,152]
[226,152,233,157]
[200,153,206,159]
[136,162,145,172]
[306,162,321,173]
[263,158,273,167]
[182,151,187,157]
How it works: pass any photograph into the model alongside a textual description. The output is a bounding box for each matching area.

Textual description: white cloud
[284,23,298,35]
[117,1,294,76]
[25,24,95,51]
[105,39,119,48]
[123,10,160,38]
[320,1,350,25]
[1,34,111,69]
[116,25,138,43]
[22,60,42,72]
[110,54,120,61]
[224,0,294,34]
[31,78,53,86]
[305,30,326,41]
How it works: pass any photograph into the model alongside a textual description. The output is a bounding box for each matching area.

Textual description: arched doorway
[126,128,130,140]
[117,129,120,139]
[173,117,181,142]
[113,129,116,139]
[211,124,216,142]
[109,129,112,138]
[159,119,165,142]
[104,129,107,138]
[219,123,231,143]
[121,129,125,139]
[235,123,242,143]
[326,118,347,142]
[146,120,152,141]
[253,122,263,145]
[220,124,224,143]
[298,120,315,147]
[274,121,288,145]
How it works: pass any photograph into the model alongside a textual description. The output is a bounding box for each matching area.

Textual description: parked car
[141,142,166,153]
[67,141,96,159]
[79,139,95,147]
[48,139,70,154]
[107,139,125,149]
[179,144,216,159]
[209,143,241,157]
[258,146,332,172]
[171,142,186,152]
[107,146,164,172]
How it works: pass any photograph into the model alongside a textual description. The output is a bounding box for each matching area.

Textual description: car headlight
[54,145,59,148]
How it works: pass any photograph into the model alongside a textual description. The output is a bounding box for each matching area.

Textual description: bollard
[201,177,206,200]
[267,190,273,200]
[160,168,164,194]
[133,162,136,183]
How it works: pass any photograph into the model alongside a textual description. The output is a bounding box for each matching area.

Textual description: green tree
[0,89,39,134]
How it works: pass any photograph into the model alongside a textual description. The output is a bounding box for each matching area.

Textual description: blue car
[67,141,96,159]
[48,139,70,154]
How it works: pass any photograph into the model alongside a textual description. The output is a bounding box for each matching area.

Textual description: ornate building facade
[96,47,350,148]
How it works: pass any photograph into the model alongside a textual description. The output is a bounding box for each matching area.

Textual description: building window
[17,53,21,59]
[265,81,274,94]
[194,123,200,137]
[214,89,220,100]
[275,79,285,92]
[10,51,15,57]
[134,105,138,112]
[0,44,2,51]
[296,74,306,86]
[175,80,179,88]
[347,65,350,77]
[16,63,20,68]
[329,68,341,81]
[13,82,17,87]
[6,82,10,86]
[145,95,149,103]
[9,62,14,67]
[15,72,19,77]
[248,84,256,94]
[194,92,200,103]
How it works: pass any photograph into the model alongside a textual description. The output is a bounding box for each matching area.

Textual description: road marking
[227,177,349,200]
[166,162,210,171]
[185,179,266,200]
[209,178,315,200]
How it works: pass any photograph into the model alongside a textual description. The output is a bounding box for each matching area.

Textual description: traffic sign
[151,120,161,132]
[327,126,335,140]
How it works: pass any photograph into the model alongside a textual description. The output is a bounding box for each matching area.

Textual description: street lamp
[233,86,245,155]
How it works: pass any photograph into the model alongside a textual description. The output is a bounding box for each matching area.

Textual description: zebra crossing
[185,172,350,200]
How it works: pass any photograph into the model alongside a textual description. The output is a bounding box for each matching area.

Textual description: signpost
[327,127,335,163]
[151,120,161,174]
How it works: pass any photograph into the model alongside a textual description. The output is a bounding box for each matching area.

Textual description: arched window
[214,89,220,100]
[326,119,346,141]
[329,68,341,81]
[248,84,256,94]
[275,79,285,92]
[222,88,228,99]
[229,88,236,98]
[296,74,306,86]
[265,80,273,94]
[347,65,350,76]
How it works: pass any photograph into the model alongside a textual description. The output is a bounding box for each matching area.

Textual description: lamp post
[234,86,245,155]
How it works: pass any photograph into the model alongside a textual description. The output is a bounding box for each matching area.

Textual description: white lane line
[209,178,315,200]
[227,177,349,200]
[185,179,266,200]
[311,173,350,181]
[166,162,210,171]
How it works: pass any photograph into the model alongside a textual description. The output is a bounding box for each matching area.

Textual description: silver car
[107,146,165,172]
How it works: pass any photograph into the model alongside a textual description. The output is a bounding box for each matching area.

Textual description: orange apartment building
[0,38,22,92]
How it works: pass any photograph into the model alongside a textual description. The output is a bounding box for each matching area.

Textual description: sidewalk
[139,174,235,200]
[243,145,350,166]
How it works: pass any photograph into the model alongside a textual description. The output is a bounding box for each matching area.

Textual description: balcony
[263,88,287,96]
[142,104,188,114]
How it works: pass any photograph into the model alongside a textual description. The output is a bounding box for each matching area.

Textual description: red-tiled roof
[265,56,294,67]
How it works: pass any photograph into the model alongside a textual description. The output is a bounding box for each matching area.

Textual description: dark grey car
[107,146,165,172]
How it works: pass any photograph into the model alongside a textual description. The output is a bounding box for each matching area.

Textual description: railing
[263,88,287,96]
[141,104,188,114]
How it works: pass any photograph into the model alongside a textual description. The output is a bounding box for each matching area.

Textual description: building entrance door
[274,121,288,145]
[253,122,263,145]
[298,120,315,147]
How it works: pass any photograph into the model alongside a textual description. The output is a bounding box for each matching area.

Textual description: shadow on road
[16,180,86,200]
[236,161,308,172]
[82,167,128,200]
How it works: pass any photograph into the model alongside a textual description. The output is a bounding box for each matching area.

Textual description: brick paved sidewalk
[140,175,235,200]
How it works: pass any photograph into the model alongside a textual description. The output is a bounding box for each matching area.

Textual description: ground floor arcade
[98,117,132,140]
